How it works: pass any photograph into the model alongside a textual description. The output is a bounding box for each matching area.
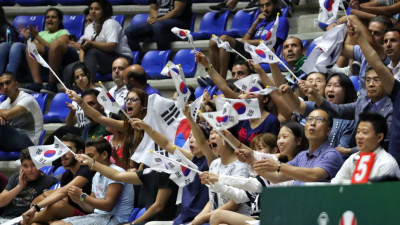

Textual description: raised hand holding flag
[97,81,132,121]
[233,74,279,95]
[215,97,261,120]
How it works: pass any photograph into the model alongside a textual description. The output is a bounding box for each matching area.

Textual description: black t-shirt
[136,168,178,221]
[1,172,57,217]
[61,166,96,212]
[150,0,192,26]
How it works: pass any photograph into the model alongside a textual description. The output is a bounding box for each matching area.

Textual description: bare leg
[30,198,75,224]
[210,209,256,225]
[48,40,68,83]
[26,43,45,84]
[219,35,237,79]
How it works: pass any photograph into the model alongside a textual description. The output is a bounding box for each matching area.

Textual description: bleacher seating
[31,93,49,114]
[63,15,85,40]
[40,165,54,175]
[192,11,230,40]
[141,50,171,79]
[112,14,126,26]
[43,93,72,123]
[172,49,199,78]
[350,75,360,91]
[221,9,259,38]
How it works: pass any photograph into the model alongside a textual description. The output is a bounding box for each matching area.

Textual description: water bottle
[6,27,11,43]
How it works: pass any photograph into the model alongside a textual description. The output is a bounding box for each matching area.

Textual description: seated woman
[208,0,289,78]
[202,122,308,225]
[63,0,132,89]
[22,8,79,94]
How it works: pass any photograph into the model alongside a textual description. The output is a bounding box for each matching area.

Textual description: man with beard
[21,134,96,224]
[123,64,161,95]
[0,149,57,223]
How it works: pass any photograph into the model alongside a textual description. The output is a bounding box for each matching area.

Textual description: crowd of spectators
[1,0,400,224]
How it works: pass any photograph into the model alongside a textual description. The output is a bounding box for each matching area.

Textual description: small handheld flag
[262,13,280,49]
[171,27,196,52]
[211,35,248,61]
[28,136,73,169]
[98,81,132,121]
[233,74,279,95]
[215,97,261,120]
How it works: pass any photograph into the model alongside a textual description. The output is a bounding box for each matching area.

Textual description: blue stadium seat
[95,51,140,81]
[13,15,45,41]
[53,166,67,177]
[63,15,85,40]
[41,166,54,175]
[0,94,5,102]
[141,50,172,79]
[49,182,61,189]
[31,93,49,114]
[38,130,46,145]
[172,49,199,78]
[281,6,291,17]
[43,93,72,123]
[190,13,196,32]
[221,10,259,38]
[112,15,125,26]
[306,40,316,57]
[130,14,149,27]
[194,86,206,99]
[15,0,49,5]
[128,208,140,222]
[192,11,230,40]
[0,129,46,160]
[349,75,360,91]
[55,0,89,5]
[135,208,146,220]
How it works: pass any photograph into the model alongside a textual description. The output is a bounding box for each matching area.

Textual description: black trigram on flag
[160,104,180,125]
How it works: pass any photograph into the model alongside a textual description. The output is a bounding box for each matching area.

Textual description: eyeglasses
[126,97,140,103]
[305,116,328,124]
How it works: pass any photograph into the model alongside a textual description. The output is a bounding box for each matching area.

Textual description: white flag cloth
[132,95,191,166]
[302,24,347,74]
[161,61,190,110]
[261,14,279,49]
[189,94,203,122]
[215,97,261,120]
[27,39,51,69]
[244,42,280,64]
[171,27,194,47]
[318,0,341,24]
[234,74,279,95]
[201,102,239,130]
[145,150,198,187]
[28,136,71,169]
[97,87,121,114]
[211,35,235,53]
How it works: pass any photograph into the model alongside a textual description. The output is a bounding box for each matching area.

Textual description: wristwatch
[80,193,87,202]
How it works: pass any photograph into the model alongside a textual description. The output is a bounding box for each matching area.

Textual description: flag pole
[150,150,201,174]
[341,0,350,23]
[233,49,249,61]
[48,67,68,91]
[98,81,132,122]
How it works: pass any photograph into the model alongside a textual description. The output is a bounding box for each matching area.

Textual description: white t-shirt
[331,147,400,184]
[92,164,134,223]
[0,91,43,144]
[208,158,250,214]
[73,87,103,127]
[80,18,132,59]
[108,85,128,108]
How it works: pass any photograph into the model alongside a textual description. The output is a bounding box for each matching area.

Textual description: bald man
[109,58,130,107]
[123,64,161,95]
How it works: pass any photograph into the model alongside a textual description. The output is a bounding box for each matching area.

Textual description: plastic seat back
[43,93,72,123]
[13,15,45,41]
[112,15,125,26]
[172,49,199,78]
[63,15,85,40]
[192,11,230,40]
[31,93,49,114]
[223,9,259,37]
[141,50,172,79]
